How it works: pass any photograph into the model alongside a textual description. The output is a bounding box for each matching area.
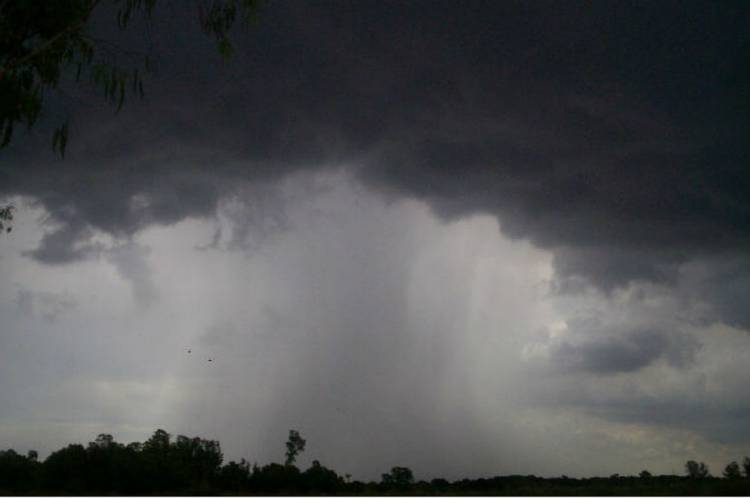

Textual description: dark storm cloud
[1,1,749,295]
[23,219,99,264]
[546,327,699,375]
[541,380,750,446]
[551,246,685,293]
[686,258,750,330]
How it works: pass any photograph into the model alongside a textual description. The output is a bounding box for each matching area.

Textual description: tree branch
[0,0,102,78]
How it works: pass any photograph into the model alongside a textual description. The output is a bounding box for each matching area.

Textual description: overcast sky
[1,0,750,480]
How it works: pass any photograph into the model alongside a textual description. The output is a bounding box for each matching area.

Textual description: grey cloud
[106,242,158,307]
[519,295,750,447]
[546,328,699,375]
[684,258,750,331]
[545,383,750,447]
[551,247,686,294]
[15,287,77,322]
[9,153,227,265]
[0,1,746,296]
[219,186,291,252]
[166,181,533,479]
[707,275,750,331]
[22,220,102,265]
[3,165,750,477]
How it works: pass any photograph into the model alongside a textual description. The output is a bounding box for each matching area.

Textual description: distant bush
[685,460,710,479]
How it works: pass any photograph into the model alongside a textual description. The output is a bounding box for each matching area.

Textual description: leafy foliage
[2,430,750,495]
[685,460,711,479]
[0,0,258,157]
[0,449,39,494]
[381,466,415,489]
[284,429,306,466]
[0,204,13,233]
[724,461,742,479]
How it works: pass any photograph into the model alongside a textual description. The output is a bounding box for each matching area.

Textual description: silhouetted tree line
[2,429,750,495]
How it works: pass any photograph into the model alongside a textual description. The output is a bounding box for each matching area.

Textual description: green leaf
[1,123,13,148]
[116,78,125,113]
[53,123,69,158]
[217,38,233,61]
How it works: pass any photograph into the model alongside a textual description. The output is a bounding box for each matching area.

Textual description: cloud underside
[1,2,747,290]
